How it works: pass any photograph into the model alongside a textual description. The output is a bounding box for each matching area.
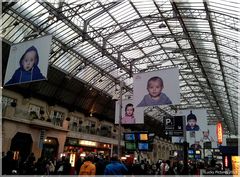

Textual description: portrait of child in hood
[5,45,46,85]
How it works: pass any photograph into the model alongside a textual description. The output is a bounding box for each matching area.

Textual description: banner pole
[118,81,123,159]
[183,115,188,175]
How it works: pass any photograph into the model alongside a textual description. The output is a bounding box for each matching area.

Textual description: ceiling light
[13,21,19,26]
[159,22,167,28]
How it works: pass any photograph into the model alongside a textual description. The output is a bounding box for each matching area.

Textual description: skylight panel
[110,1,136,23]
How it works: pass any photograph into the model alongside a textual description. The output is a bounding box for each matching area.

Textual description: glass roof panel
[109,1,137,23]
[2,0,239,135]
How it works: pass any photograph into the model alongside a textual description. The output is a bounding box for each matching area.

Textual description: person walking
[104,154,128,175]
[79,154,96,175]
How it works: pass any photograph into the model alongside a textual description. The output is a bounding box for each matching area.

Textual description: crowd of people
[2,150,222,175]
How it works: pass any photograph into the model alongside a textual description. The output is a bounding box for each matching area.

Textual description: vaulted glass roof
[2,0,239,135]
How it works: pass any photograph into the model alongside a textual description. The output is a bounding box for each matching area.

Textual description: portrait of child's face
[22,50,36,71]
[203,131,209,137]
[126,106,134,116]
[147,80,163,98]
[188,119,196,127]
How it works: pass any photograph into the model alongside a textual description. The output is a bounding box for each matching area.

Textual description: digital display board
[188,149,194,155]
[195,150,201,155]
[125,142,137,151]
[138,142,149,151]
[124,133,135,141]
[138,133,148,141]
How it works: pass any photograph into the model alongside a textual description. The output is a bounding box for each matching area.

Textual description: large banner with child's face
[183,109,208,149]
[133,67,180,107]
[4,35,52,86]
[115,99,144,124]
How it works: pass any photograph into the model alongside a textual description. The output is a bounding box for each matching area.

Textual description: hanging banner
[115,99,144,124]
[4,35,52,86]
[180,109,209,147]
[133,67,180,107]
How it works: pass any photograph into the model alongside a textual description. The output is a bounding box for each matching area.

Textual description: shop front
[63,138,112,168]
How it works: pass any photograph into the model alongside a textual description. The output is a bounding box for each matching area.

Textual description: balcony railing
[68,124,117,139]
[3,106,65,128]
[3,105,118,139]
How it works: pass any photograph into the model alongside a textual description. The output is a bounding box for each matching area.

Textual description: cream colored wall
[149,138,183,163]
[3,89,184,162]
[2,119,43,159]
[2,89,119,131]
[2,89,128,159]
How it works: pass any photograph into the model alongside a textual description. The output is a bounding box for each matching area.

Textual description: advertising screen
[125,142,137,151]
[124,133,135,141]
[188,149,194,155]
[138,133,148,141]
[195,150,201,155]
[138,142,149,151]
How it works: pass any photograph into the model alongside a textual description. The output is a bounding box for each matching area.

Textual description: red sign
[216,121,223,144]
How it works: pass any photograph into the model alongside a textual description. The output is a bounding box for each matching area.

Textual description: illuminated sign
[224,156,228,168]
[231,156,240,176]
[79,140,97,147]
[70,153,76,167]
[216,121,223,144]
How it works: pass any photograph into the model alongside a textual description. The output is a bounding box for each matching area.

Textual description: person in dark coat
[2,151,17,175]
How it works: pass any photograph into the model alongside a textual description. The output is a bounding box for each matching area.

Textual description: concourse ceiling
[2,0,239,135]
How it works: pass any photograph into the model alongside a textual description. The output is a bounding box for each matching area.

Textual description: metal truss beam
[40,2,132,78]
[204,2,237,134]
[172,1,234,134]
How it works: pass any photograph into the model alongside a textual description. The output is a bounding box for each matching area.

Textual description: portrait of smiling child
[5,45,45,85]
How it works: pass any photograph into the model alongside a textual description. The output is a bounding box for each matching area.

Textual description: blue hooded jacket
[5,46,45,85]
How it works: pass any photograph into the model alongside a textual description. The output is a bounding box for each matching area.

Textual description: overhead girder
[131,1,206,109]
[7,5,131,95]
[131,53,238,78]
[111,31,239,56]
[39,2,132,80]
[98,1,156,72]
[171,1,236,134]
[88,8,239,39]
[176,8,239,31]
[2,1,238,135]
[134,1,210,112]
[81,1,122,41]
[204,1,237,134]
